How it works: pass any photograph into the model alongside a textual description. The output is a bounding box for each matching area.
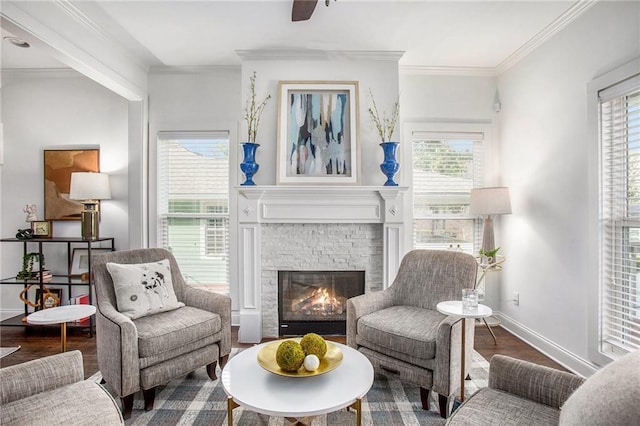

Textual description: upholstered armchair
[447,351,640,425]
[347,249,478,417]
[1,351,123,425]
[92,248,231,419]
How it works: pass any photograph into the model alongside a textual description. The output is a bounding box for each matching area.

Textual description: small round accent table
[222,340,374,425]
[436,301,492,404]
[26,305,96,352]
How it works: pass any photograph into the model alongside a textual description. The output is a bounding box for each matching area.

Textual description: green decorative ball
[300,333,327,359]
[275,340,305,372]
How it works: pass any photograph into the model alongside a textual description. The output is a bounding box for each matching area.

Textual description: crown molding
[1,68,79,78]
[400,65,497,77]
[149,65,241,75]
[236,49,405,62]
[401,1,599,77]
[496,0,599,74]
[55,0,107,40]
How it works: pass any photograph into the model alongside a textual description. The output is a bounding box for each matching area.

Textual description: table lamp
[469,187,511,254]
[69,172,111,240]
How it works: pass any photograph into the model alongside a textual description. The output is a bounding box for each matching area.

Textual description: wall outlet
[513,292,520,306]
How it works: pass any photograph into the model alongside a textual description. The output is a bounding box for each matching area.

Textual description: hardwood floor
[1,321,569,376]
[474,322,568,371]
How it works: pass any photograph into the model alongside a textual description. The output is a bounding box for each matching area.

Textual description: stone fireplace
[261,223,382,336]
[237,186,407,343]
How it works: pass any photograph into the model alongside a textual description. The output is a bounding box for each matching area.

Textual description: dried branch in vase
[368,89,400,143]
[244,71,271,143]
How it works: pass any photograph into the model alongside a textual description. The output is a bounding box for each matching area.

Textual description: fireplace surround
[237,185,408,343]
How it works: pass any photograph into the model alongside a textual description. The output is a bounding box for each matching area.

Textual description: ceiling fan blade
[292,0,318,22]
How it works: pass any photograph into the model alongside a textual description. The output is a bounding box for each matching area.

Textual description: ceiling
[1,0,591,73]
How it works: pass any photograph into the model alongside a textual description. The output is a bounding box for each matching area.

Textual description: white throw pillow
[106,259,184,319]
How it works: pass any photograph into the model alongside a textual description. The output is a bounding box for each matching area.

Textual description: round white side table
[26,305,96,352]
[436,301,492,403]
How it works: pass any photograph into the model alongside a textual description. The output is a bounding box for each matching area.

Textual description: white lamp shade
[69,172,111,200]
[469,187,511,216]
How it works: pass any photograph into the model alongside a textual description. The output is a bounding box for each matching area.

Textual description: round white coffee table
[222,340,374,425]
[26,305,96,352]
[436,300,492,404]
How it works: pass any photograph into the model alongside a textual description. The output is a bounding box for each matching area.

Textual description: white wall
[0,71,129,317]
[497,0,640,374]
[400,74,497,122]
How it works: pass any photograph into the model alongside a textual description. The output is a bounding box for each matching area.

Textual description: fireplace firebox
[278,270,365,336]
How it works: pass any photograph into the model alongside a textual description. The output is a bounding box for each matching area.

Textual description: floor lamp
[469,187,511,254]
[469,187,511,344]
[69,172,111,240]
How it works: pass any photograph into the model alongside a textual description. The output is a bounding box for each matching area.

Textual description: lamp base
[81,203,100,240]
[481,216,495,254]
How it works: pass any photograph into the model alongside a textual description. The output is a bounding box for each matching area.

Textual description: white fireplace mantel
[235,185,408,343]
[237,185,408,224]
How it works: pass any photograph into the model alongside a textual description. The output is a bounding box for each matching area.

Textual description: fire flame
[292,286,344,316]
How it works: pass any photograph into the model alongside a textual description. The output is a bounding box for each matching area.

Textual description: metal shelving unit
[0,237,115,337]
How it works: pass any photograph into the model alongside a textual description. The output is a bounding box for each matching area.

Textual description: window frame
[587,57,640,366]
[154,129,238,300]
[403,122,494,255]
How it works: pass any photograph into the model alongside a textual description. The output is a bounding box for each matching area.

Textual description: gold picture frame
[35,288,62,309]
[276,81,359,185]
[31,220,53,238]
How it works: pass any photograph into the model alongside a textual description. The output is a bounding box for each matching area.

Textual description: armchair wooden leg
[220,354,229,370]
[143,387,156,411]
[206,361,218,380]
[121,394,134,420]
[438,394,449,418]
[419,387,430,410]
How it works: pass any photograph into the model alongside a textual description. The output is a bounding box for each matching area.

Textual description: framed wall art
[70,248,112,277]
[44,149,99,220]
[277,81,359,185]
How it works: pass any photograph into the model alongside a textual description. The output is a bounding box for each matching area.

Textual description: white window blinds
[157,132,230,296]
[600,80,640,354]
[411,132,484,253]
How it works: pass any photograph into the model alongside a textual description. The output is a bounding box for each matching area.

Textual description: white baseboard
[0,310,23,321]
[232,311,240,327]
[495,311,599,377]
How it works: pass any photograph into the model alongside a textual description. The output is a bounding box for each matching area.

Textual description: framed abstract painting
[276,81,359,185]
[44,149,100,220]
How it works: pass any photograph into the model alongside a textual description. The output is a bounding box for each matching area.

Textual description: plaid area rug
[93,350,489,425]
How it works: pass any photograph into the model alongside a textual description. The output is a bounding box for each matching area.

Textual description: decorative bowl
[256,337,343,377]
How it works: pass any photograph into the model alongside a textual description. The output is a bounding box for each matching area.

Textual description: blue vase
[240,143,260,186]
[380,142,400,186]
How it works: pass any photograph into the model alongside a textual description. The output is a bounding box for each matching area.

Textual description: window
[599,76,640,356]
[410,128,485,253]
[157,132,230,296]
